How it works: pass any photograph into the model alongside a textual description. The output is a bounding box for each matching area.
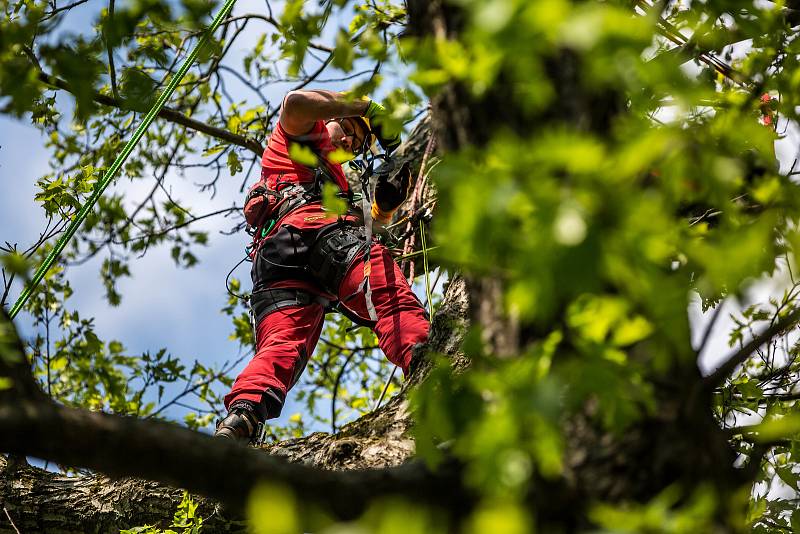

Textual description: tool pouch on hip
[244,183,276,228]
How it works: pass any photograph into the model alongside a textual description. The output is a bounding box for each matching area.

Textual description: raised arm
[280,90,369,137]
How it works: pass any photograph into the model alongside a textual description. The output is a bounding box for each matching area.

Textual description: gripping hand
[363,100,401,154]
[372,160,412,224]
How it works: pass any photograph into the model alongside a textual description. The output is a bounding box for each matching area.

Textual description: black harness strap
[250,288,331,330]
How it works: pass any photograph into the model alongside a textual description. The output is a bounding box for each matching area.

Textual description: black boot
[214,408,259,444]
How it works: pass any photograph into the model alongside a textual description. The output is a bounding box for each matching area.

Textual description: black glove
[372,160,412,223]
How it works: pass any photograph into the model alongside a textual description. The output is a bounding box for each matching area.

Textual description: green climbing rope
[9,0,238,320]
[396,245,439,261]
[420,220,432,313]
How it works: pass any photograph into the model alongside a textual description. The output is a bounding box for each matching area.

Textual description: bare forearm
[280,90,368,135]
[285,90,368,120]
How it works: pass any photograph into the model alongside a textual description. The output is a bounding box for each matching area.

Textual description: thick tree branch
[703,307,800,389]
[0,400,467,519]
[37,72,264,156]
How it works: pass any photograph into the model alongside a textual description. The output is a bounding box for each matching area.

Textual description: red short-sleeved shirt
[252,119,359,297]
[260,120,348,191]
[256,120,354,230]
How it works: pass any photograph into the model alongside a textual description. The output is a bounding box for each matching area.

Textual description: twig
[373,366,398,412]
[104,0,120,100]
[148,355,247,419]
[36,71,264,155]
[704,307,800,389]
[113,207,240,245]
[2,505,21,534]
[290,53,333,92]
[40,0,89,21]
[331,351,355,433]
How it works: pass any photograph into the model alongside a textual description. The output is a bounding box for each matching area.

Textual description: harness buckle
[253,421,267,446]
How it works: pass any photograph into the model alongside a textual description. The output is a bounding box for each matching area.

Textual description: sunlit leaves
[7,0,800,529]
[466,502,531,534]
[567,294,653,348]
[226,150,242,175]
[403,0,800,528]
[279,0,324,77]
[590,485,717,534]
[35,168,97,217]
[122,491,204,533]
[332,29,355,72]
[248,483,299,534]
[288,142,319,166]
[0,251,31,279]
[322,182,348,215]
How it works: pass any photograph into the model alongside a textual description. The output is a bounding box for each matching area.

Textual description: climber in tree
[214,90,430,443]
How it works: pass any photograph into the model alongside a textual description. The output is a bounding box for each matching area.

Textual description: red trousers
[224,243,430,418]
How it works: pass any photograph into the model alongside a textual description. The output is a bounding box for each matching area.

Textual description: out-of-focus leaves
[466,502,531,534]
[322,182,347,215]
[119,67,158,112]
[590,485,716,533]
[288,142,318,166]
[40,39,104,121]
[248,483,299,534]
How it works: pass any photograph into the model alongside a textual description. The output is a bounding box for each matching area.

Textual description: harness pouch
[252,222,319,288]
[244,184,276,228]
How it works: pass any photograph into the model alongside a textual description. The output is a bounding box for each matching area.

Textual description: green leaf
[791,509,800,533]
[0,251,31,278]
[248,483,299,534]
[332,28,355,71]
[287,143,318,166]
[322,182,347,215]
[227,150,243,175]
[753,414,800,442]
[119,67,158,113]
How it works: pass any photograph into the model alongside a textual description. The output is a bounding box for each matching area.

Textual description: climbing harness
[9,0,238,320]
[228,147,400,336]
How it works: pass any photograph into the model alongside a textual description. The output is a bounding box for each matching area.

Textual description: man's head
[325,117,373,155]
